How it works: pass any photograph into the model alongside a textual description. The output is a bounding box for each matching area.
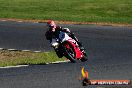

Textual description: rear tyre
[80,56,88,62]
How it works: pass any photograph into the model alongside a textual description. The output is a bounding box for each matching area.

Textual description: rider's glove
[63,28,70,33]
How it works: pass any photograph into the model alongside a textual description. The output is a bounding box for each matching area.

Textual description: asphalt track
[0,21,132,88]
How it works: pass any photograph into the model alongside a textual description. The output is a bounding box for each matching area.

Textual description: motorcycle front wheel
[63,42,76,63]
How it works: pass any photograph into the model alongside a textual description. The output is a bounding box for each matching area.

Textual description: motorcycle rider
[45,20,71,42]
[45,20,85,57]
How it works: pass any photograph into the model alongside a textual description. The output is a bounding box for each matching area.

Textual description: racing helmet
[47,20,56,29]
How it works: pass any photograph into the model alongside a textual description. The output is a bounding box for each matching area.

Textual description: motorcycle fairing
[66,40,83,59]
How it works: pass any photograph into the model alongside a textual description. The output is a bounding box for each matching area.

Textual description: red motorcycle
[51,31,87,63]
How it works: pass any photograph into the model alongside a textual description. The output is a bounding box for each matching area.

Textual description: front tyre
[63,43,76,63]
[55,49,63,58]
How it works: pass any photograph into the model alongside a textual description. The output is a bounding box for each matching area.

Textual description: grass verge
[0,50,65,67]
[0,0,132,24]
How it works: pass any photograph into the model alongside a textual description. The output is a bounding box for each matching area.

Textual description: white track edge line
[0,48,4,50]
[0,48,48,53]
[0,60,69,68]
[0,65,29,68]
[8,49,17,51]
[33,51,42,53]
[22,50,31,52]
[49,60,70,64]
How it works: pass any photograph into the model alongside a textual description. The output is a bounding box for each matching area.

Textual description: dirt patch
[0,18,132,27]
[0,50,32,60]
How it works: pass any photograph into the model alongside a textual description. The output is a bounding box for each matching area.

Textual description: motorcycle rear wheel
[80,56,88,62]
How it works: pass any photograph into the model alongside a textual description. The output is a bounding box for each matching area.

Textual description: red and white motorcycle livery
[51,31,87,63]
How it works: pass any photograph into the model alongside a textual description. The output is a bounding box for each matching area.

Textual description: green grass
[0,50,65,67]
[0,0,132,24]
